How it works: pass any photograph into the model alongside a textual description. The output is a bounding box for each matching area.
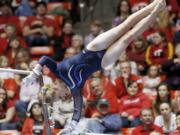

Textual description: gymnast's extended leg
[86,0,159,51]
[101,0,166,68]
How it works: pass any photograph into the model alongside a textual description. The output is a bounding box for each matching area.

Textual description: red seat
[30,46,54,59]
[47,2,72,12]
[46,15,63,27]
[0,130,19,135]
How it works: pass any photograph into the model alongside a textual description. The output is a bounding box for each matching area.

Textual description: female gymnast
[23,0,166,134]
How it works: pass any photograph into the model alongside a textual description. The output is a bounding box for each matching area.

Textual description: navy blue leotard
[38,49,105,121]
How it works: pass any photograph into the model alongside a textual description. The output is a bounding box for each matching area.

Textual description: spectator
[112,0,131,27]
[167,0,180,14]
[14,48,30,70]
[84,77,119,117]
[0,88,16,130]
[0,3,21,35]
[132,108,163,135]
[127,36,149,75]
[1,24,19,39]
[71,34,83,53]
[23,1,56,47]
[114,61,142,99]
[0,64,19,132]
[109,51,138,83]
[173,19,180,45]
[6,36,28,67]
[145,31,174,66]
[15,81,41,129]
[21,99,51,135]
[167,0,180,25]
[0,55,15,79]
[161,43,180,90]
[170,112,180,135]
[119,80,152,128]
[143,20,173,43]
[53,20,74,60]
[15,0,36,16]
[154,102,176,134]
[83,71,104,99]
[84,20,103,46]
[3,78,19,100]
[86,98,121,134]
[0,56,18,101]
[0,24,27,55]
[142,65,163,100]
[153,82,177,116]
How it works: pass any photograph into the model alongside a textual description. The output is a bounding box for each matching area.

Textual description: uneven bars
[0,68,31,75]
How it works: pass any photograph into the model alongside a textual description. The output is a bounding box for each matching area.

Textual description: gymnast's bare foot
[157,0,166,11]
[151,0,166,14]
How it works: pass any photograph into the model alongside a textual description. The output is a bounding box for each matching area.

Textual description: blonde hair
[0,55,8,67]
[72,35,83,43]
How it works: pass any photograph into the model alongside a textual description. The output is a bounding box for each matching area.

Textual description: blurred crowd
[0,0,180,135]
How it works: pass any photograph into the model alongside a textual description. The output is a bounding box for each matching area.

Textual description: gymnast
[23,0,166,134]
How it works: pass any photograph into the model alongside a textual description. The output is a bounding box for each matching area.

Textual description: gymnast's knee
[121,33,134,44]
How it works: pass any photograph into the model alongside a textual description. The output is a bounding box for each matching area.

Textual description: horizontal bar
[0,68,31,75]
